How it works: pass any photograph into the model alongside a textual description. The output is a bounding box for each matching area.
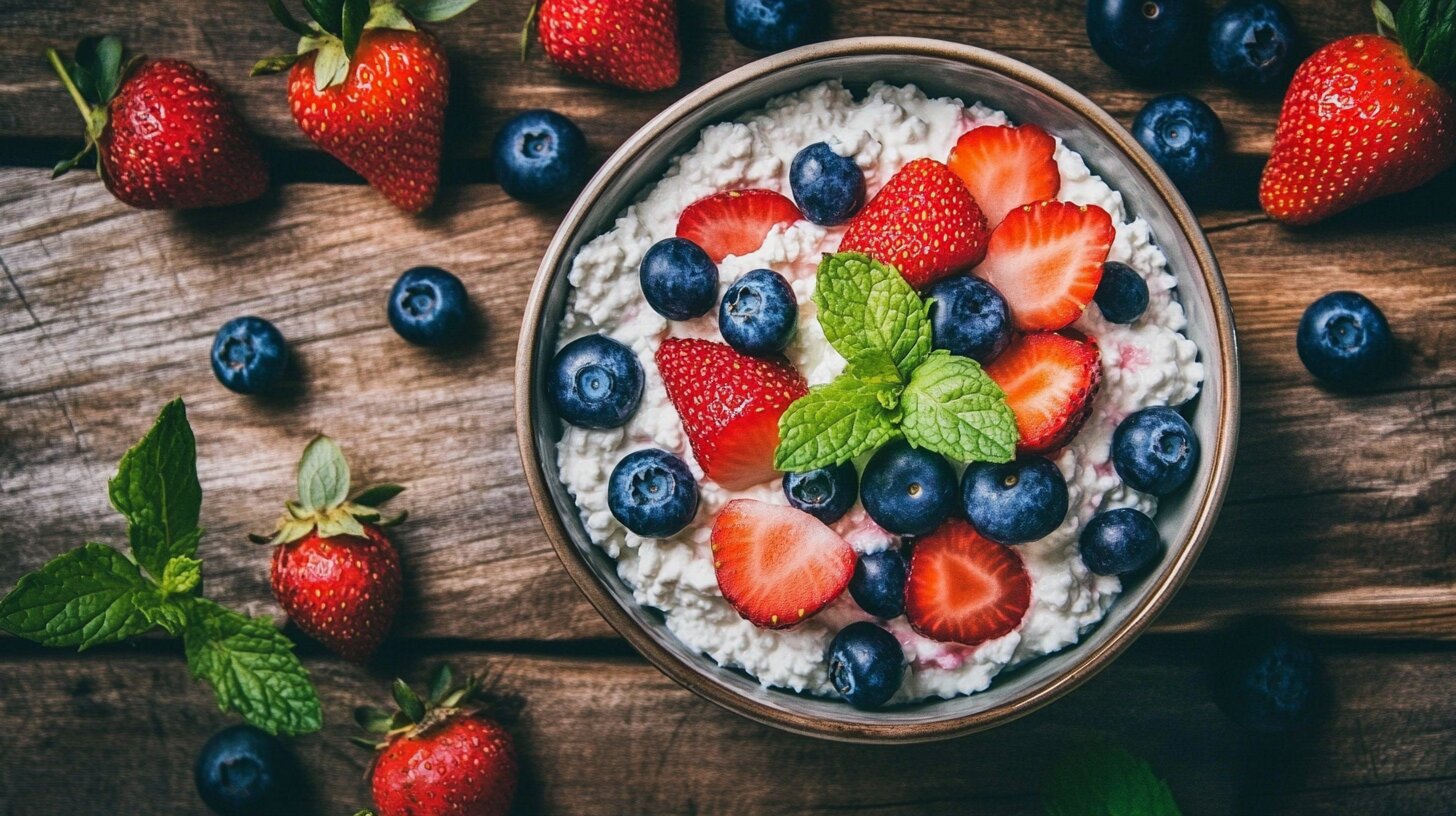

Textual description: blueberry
[782,461,858,524]
[849,549,907,619]
[860,440,958,536]
[491,109,589,204]
[1296,291,1394,389]
[789,142,865,226]
[718,269,798,356]
[926,276,1013,363]
[640,237,719,320]
[194,725,297,816]
[1094,261,1150,324]
[608,449,699,537]
[962,455,1069,545]
[1079,507,1161,575]
[387,266,471,347]
[1208,0,1298,90]
[1133,94,1226,196]
[548,334,644,429]
[1112,406,1199,496]
[210,317,288,395]
[1086,0,1200,78]
[826,621,905,709]
[1209,619,1321,733]
[725,0,827,52]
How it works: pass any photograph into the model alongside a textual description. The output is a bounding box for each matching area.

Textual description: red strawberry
[675,189,803,263]
[47,38,267,209]
[656,338,808,490]
[974,200,1113,331]
[904,519,1031,646]
[838,158,990,289]
[534,0,680,92]
[710,499,855,629]
[947,124,1061,229]
[985,332,1101,454]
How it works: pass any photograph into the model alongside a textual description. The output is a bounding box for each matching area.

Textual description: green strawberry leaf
[266,0,319,37]
[813,252,932,379]
[1395,0,1456,84]
[774,351,903,472]
[108,398,203,582]
[341,0,370,58]
[0,543,165,650]
[352,483,405,508]
[393,678,426,722]
[1044,743,1182,816]
[301,0,345,35]
[427,663,454,704]
[160,555,203,597]
[296,435,351,513]
[181,598,322,736]
[76,35,124,103]
[900,351,1018,463]
[401,0,480,22]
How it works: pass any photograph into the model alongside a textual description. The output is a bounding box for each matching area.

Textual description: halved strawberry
[675,189,802,263]
[985,332,1101,454]
[711,499,856,629]
[656,338,808,490]
[838,158,989,290]
[947,124,1061,229]
[974,200,1114,331]
[905,519,1031,646]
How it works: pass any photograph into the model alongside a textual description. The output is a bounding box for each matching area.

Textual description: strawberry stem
[46,48,93,121]
[519,0,538,62]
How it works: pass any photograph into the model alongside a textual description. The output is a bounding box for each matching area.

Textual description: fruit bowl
[515,37,1238,743]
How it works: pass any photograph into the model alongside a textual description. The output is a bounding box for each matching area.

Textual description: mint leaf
[900,351,1018,463]
[109,399,202,581]
[774,354,902,472]
[182,598,322,736]
[1044,743,1182,816]
[0,543,165,650]
[813,252,931,379]
[296,435,350,512]
[160,555,202,596]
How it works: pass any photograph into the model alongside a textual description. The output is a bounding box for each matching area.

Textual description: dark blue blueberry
[719,269,797,356]
[1079,507,1161,575]
[961,455,1069,545]
[491,109,589,204]
[1208,0,1298,90]
[1086,0,1200,78]
[1094,261,1150,324]
[387,266,471,347]
[1133,94,1226,196]
[789,142,865,226]
[1209,619,1321,733]
[826,621,905,709]
[1296,291,1394,389]
[926,276,1013,363]
[548,334,644,429]
[1112,406,1200,496]
[860,440,958,536]
[725,0,827,52]
[608,449,699,537]
[782,461,858,524]
[210,317,288,395]
[640,237,719,320]
[194,725,297,816]
[849,548,907,619]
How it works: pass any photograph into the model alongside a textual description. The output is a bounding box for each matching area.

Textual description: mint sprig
[901,351,1018,463]
[1043,742,1182,816]
[814,252,932,378]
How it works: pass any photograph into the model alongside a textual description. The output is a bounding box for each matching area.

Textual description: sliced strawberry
[985,332,1101,454]
[905,519,1031,646]
[675,189,802,263]
[947,124,1061,229]
[711,499,856,629]
[838,158,989,290]
[655,338,808,490]
[974,200,1114,331]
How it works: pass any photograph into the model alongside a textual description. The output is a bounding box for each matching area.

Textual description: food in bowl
[547,80,1204,706]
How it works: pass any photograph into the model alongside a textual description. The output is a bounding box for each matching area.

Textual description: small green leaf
[266,0,319,37]
[427,663,454,704]
[181,598,322,736]
[309,38,350,92]
[108,399,203,582]
[812,252,932,379]
[296,435,351,513]
[352,483,404,507]
[1043,743,1182,816]
[393,679,425,722]
[317,512,366,539]
[88,36,124,101]
[1395,0,1456,84]
[341,0,369,58]
[899,351,1018,463]
[774,366,901,472]
[354,706,395,734]
[251,53,302,76]
[400,0,480,22]
[160,555,203,596]
[301,0,346,35]
[0,543,164,650]
[51,141,95,178]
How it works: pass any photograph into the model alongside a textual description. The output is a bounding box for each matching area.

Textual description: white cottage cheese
[555,81,1203,702]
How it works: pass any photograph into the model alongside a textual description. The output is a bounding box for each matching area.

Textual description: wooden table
[2,0,1453,813]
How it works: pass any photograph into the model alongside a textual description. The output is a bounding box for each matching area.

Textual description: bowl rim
[515,36,1240,743]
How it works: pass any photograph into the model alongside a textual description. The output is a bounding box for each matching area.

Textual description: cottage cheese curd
[554,81,1203,702]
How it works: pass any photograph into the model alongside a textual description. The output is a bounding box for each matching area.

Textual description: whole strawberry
[530,0,680,92]
[253,435,406,661]
[1259,0,1456,225]
[46,36,267,209]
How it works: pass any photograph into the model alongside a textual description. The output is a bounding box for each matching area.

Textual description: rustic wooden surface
[1,0,1454,812]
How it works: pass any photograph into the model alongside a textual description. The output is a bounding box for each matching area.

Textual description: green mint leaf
[296,435,351,512]
[1044,743,1182,816]
[774,362,902,472]
[0,543,164,650]
[400,0,479,22]
[181,598,322,736]
[813,252,931,379]
[900,351,1018,463]
[108,399,202,581]
[160,555,202,596]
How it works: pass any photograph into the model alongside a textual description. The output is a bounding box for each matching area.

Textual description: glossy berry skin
[388,267,470,347]
[538,0,680,92]
[1133,94,1226,195]
[789,141,865,225]
[719,269,798,356]
[492,109,589,204]
[1296,291,1395,389]
[640,237,719,320]
[1207,0,1298,90]
[608,449,699,537]
[194,725,297,816]
[925,276,1012,363]
[1093,261,1150,324]
[371,714,517,816]
[826,621,905,709]
[782,462,858,524]
[1209,619,1321,733]
[270,524,402,661]
[1112,406,1200,496]
[725,0,826,52]
[849,548,907,619]
[1086,0,1200,78]
[860,440,958,536]
[548,334,644,429]
[1079,507,1161,575]
[211,317,288,395]
[961,455,1069,545]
